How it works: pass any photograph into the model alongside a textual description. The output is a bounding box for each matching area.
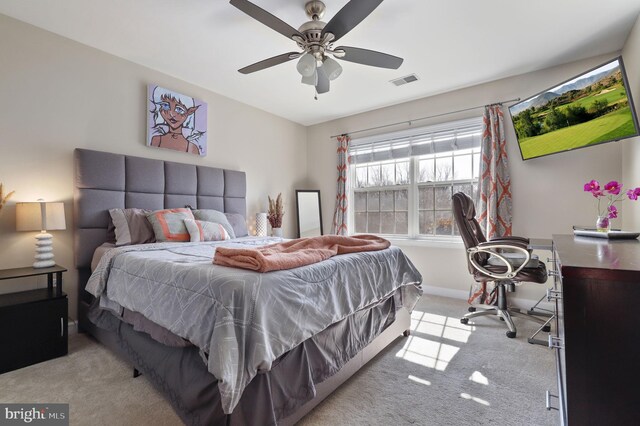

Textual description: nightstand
[0,265,68,374]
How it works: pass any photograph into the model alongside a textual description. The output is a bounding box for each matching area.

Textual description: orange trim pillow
[146,208,194,242]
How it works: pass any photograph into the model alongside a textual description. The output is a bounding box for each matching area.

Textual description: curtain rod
[330,97,521,139]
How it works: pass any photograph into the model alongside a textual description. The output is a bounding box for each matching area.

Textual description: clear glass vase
[596,215,610,232]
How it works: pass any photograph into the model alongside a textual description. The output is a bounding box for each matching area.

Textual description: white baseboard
[421,285,468,300]
[68,318,78,336]
[421,284,555,312]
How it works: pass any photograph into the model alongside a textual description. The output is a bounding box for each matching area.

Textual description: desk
[529,238,552,251]
[551,235,640,425]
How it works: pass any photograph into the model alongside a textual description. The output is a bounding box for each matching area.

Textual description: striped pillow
[184,219,231,242]
[192,209,236,239]
[146,208,194,242]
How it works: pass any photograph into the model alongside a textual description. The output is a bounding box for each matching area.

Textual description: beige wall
[0,15,307,319]
[307,53,626,303]
[2,11,638,317]
[622,13,640,230]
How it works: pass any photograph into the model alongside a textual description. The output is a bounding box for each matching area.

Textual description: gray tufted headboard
[73,148,246,272]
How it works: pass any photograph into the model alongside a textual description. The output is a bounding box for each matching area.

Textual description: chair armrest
[489,236,530,244]
[477,241,530,251]
[468,242,532,280]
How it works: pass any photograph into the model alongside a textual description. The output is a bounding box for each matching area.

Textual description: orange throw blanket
[213,234,390,273]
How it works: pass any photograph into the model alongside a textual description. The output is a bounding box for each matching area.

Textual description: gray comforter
[86,237,422,414]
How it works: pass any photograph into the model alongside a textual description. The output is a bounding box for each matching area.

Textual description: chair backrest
[452,192,488,273]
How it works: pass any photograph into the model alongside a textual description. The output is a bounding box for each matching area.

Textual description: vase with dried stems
[0,182,15,217]
[268,193,284,237]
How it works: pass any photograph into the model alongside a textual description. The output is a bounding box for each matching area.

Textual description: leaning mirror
[295,190,323,238]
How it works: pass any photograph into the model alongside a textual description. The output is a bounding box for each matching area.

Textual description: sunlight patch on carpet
[395,335,459,371]
[469,371,489,385]
[408,375,431,386]
[460,392,490,406]
[410,310,475,343]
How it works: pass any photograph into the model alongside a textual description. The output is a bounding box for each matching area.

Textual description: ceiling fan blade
[336,46,403,69]
[238,52,298,74]
[230,0,303,40]
[316,66,330,94]
[321,0,384,42]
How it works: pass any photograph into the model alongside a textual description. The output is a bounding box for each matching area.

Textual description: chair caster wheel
[542,325,551,332]
[468,307,476,312]
[460,318,469,325]
[506,331,516,338]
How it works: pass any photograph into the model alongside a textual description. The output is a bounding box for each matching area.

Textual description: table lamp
[16,200,66,268]
[255,212,268,237]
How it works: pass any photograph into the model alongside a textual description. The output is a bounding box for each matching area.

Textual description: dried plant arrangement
[0,182,15,216]
[267,193,284,228]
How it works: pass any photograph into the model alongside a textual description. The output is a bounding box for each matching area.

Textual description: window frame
[348,117,483,241]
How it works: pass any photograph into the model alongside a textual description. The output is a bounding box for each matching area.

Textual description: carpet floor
[0,295,558,426]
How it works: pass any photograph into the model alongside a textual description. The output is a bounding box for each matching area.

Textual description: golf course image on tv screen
[509,57,639,160]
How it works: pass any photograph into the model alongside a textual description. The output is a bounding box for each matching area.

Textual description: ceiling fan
[229,0,403,95]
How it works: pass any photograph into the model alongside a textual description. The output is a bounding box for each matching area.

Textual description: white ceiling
[1,0,639,126]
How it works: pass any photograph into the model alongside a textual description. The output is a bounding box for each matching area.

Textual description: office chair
[452,192,550,338]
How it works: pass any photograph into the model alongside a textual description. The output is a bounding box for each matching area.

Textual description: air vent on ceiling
[390,74,419,87]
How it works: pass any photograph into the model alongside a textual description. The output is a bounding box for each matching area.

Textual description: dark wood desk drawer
[553,235,640,425]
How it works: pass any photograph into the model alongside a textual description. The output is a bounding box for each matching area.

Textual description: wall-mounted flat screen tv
[509,57,639,160]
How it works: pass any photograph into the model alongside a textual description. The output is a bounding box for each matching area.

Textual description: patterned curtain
[478,104,512,239]
[331,134,351,235]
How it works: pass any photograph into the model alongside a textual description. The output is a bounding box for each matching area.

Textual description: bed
[74,148,423,425]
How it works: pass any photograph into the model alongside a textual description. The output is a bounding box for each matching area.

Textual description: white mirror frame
[295,190,323,238]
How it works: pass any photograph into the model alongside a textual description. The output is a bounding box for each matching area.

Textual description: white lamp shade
[322,57,343,81]
[301,70,318,86]
[296,53,317,77]
[16,202,66,232]
[255,213,268,237]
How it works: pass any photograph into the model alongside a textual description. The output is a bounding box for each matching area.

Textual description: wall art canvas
[147,84,207,156]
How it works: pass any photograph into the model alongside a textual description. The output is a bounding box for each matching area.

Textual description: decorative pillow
[225,213,248,238]
[146,208,194,242]
[192,209,236,239]
[106,219,116,244]
[184,219,231,242]
[108,208,155,246]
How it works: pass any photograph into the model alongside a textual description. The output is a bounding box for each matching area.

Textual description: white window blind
[349,118,483,164]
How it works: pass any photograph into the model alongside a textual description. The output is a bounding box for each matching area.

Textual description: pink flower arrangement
[583,180,640,220]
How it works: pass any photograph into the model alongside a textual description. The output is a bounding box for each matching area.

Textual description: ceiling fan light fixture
[231,0,404,92]
[296,53,317,77]
[301,70,318,86]
[322,57,342,80]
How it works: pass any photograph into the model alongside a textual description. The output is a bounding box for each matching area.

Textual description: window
[353,159,410,235]
[349,117,482,239]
